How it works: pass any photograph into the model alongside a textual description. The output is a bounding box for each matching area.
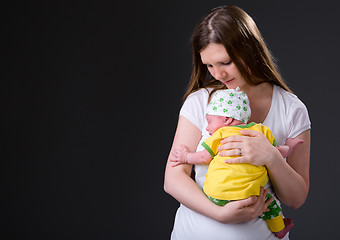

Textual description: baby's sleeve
[202,131,222,158]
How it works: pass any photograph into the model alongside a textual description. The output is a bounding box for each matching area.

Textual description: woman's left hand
[217,130,281,167]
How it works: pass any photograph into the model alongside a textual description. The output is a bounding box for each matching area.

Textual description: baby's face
[206,115,227,135]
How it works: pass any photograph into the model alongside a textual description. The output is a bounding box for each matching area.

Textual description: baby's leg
[274,218,294,239]
[277,138,304,158]
[276,145,290,158]
[204,192,231,206]
[261,194,294,239]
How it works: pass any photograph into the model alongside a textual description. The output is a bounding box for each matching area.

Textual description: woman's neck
[242,82,272,100]
[244,83,274,124]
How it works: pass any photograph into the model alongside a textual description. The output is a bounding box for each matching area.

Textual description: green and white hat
[206,87,251,123]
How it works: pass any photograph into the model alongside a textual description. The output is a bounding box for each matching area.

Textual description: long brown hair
[184,5,291,101]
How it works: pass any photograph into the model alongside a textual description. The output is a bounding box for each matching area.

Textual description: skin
[164,116,272,223]
[170,116,242,166]
[164,43,310,224]
[170,115,303,166]
[206,115,242,135]
[201,43,310,209]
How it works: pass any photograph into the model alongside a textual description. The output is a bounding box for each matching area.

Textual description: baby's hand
[169,144,190,167]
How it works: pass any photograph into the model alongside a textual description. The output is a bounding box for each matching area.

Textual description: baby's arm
[170,144,212,167]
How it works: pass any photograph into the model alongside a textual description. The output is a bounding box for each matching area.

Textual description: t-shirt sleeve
[202,130,222,158]
[287,98,311,138]
[179,89,209,131]
[261,124,277,147]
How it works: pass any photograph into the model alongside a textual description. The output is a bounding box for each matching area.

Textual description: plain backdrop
[4,0,340,239]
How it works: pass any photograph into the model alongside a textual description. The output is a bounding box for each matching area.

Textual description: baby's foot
[274,218,294,239]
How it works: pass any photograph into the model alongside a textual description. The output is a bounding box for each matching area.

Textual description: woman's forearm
[164,116,242,223]
[164,116,275,223]
[164,161,270,224]
[266,130,310,209]
[164,116,222,220]
[266,152,309,209]
[164,162,221,220]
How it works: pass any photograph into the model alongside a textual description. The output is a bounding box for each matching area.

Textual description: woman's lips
[224,78,234,84]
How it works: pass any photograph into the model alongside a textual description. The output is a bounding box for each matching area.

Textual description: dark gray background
[4,0,339,239]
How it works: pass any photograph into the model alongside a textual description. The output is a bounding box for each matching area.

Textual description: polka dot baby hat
[206,87,251,123]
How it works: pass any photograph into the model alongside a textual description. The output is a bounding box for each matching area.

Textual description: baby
[170,88,302,239]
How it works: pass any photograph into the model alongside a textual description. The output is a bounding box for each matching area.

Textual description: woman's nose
[214,67,226,79]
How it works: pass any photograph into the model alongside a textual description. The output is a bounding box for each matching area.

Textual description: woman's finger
[235,195,258,208]
[259,188,275,213]
[217,142,242,151]
[239,129,262,137]
[219,147,242,156]
[220,134,245,144]
[220,130,261,144]
[256,187,267,206]
[263,198,274,212]
[224,157,244,164]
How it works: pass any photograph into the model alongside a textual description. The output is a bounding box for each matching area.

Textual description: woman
[164,5,311,240]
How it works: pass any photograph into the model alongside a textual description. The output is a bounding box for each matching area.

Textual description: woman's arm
[164,116,222,219]
[164,116,273,223]
[218,129,311,209]
[267,130,310,209]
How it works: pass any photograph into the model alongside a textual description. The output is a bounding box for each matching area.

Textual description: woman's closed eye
[205,61,231,68]
[222,60,232,65]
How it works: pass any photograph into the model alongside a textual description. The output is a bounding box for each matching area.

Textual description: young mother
[164,5,311,240]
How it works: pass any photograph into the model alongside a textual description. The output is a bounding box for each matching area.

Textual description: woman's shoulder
[180,88,213,131]
[274,85,298,102]
[182,88,213,109]
[274,85,307,110]
[273,85,311,136]
[186,88,212,100]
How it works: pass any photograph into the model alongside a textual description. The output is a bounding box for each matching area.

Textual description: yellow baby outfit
[202,122,277,200]
[202,122,285,232]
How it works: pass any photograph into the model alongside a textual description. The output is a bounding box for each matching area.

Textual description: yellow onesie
[202,122,277,201]
[202,122,286,232]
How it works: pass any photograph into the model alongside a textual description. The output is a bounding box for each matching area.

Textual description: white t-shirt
[171,85,311,240]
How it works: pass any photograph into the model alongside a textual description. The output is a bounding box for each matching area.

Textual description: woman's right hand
[214,187,273,224]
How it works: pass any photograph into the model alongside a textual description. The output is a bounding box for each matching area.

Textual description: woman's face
[200,43,246,89]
